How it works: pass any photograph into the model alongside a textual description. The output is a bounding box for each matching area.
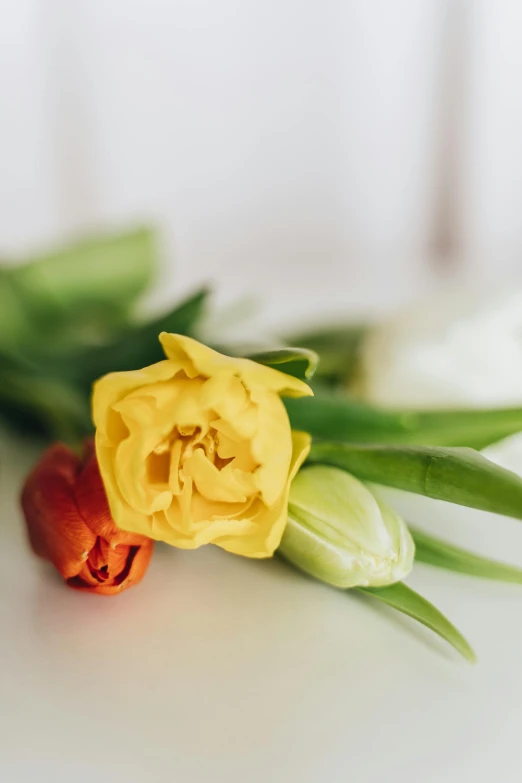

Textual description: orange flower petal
[75,441,152,548]
[67,539,153,595]
[21,444,96,580]
[22,441,155,595]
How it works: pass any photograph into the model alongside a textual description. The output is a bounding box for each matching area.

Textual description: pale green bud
[280,465,414,588]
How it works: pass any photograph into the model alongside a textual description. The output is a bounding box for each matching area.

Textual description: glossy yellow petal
[92,360,179,442]
[250,390,293,507]
[183,448,254,503]
[94,333,314,557]
[159,332,313,399]
[200,374,249,418]
[213,430,312,557]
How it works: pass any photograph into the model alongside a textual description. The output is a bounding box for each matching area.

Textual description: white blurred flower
[358,288,522,410]
[482,432,522,478]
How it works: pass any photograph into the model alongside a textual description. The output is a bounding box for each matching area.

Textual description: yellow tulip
[92,333,312,557]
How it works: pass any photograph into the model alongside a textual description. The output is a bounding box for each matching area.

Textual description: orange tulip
[21,440,154,595]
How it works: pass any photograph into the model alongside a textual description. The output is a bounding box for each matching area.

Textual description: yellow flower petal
[93,333,314,558]
[92,360,180,442]
[250,390,293,507]
[159,332,313,399]
[183,448,255,503]
[213,430,312,557]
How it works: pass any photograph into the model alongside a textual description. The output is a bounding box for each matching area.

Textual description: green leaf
[0,286,210,441]
[0,270,34,353]
[286,394,408,440]
[359,582,476,662]
[0,355,92,443]
[411,526,522,583]
[246,347,319,380]
[0,227,158,357]
[15,226,155,313]
[307,442,522,521]
[283,324,367,385]
[285,392,522,450]
[62,287,210,385]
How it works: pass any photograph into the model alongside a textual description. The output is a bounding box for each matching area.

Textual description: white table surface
[3,281,522,783]
[3,427,522,783]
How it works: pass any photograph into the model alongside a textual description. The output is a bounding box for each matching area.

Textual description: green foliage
[412,526,522,583]
[307,442,522,521]
[0,227,156,356]
[359,582,476,662]
[286,391,522,450]
[0,229,209,442]
[245,346,319,381]
[282,324,367,385]
[54,288,210,386]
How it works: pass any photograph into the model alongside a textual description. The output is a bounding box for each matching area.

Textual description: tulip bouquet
[8,228,522,663]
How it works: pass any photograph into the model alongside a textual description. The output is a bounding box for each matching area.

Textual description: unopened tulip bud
[21,440,154,595]
[279,465,414,588]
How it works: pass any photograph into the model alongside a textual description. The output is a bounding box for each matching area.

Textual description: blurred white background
[1,0,522,302]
